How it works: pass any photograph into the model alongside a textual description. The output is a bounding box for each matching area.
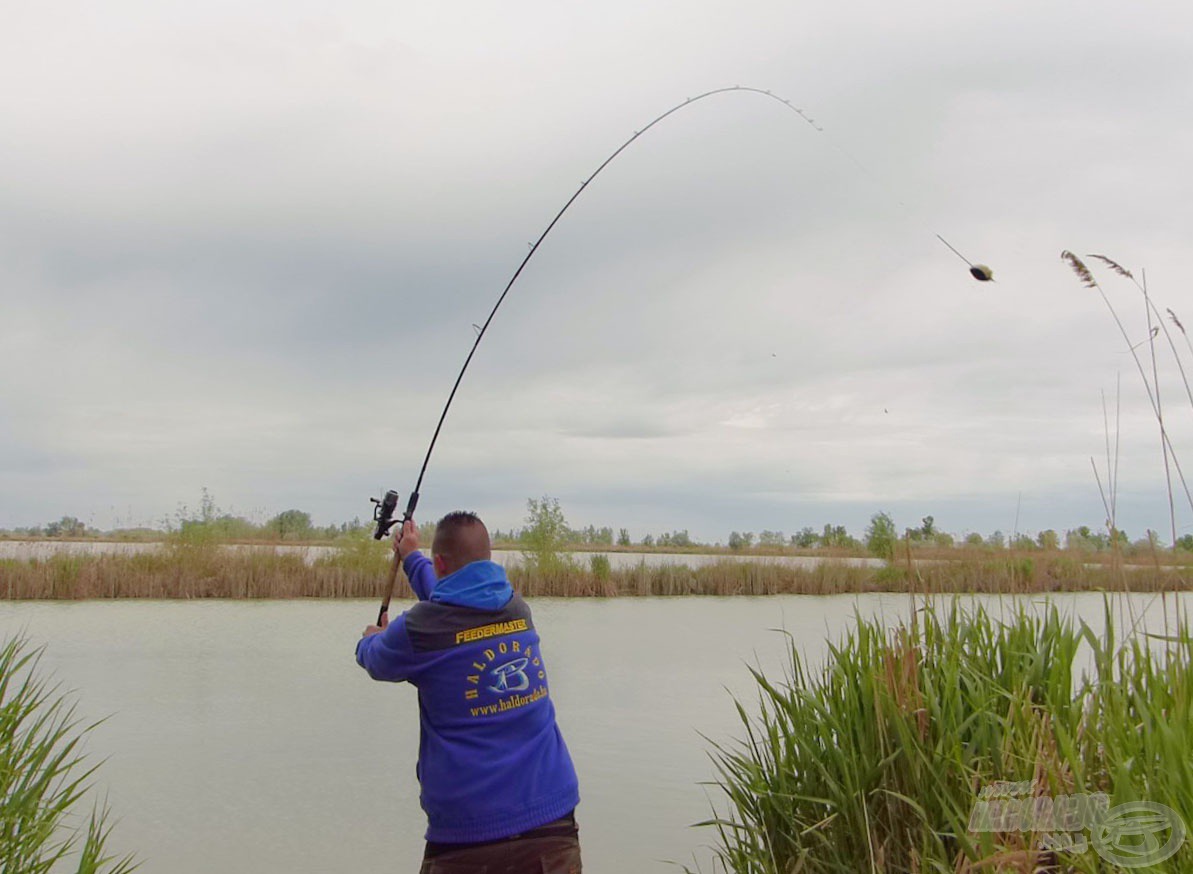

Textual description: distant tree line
[2,490,371,543]
[6,492,1192,558]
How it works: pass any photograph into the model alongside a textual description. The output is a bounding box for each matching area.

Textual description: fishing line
[368,84,988,621]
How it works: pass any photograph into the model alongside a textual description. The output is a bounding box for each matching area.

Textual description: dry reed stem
[1063,250,1193,543]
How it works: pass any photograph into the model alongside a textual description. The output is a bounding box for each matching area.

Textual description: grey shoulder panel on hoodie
[405,594,534,653]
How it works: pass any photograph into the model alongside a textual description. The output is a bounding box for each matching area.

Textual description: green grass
[695,599,1193,873]
[0,636,136,873]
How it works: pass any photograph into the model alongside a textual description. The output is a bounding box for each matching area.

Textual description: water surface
[0,593,1184,872]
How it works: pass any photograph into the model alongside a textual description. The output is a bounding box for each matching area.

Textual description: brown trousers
[418,834,581,873]
[418,814,581,874]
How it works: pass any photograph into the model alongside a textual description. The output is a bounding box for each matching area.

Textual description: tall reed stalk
[1063,252,1193,546]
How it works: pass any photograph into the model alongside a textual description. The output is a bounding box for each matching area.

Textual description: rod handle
[377,551,403,625]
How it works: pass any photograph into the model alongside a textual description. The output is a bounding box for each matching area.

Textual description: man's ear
[433,554,450,578]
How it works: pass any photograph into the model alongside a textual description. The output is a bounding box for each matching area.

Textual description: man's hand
[362,612,390,638]
[394,518,420,560]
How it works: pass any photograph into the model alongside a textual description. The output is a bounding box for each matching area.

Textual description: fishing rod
[369,86,817,622]
[367,85,990,623]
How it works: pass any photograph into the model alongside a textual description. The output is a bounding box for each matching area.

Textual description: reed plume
[1088,252,1134,279]
[1061,250,1096,287]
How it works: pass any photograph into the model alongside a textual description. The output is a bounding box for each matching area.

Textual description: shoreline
[2,546,1190,599]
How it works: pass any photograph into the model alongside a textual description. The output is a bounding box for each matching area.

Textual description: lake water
[0,593,1186,873]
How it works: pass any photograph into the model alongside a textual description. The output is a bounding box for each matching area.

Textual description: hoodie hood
[428,560,513,611]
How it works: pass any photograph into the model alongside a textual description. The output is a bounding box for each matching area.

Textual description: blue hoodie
[355,552,580,843]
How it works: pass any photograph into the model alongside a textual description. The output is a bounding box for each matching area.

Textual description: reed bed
[694,600,1193,873]
[0,548,1190,599]
[0,636,136,873]
[0,544,392,600]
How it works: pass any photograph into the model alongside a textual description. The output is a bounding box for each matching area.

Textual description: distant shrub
[589,554,611,581]
[864,512,897,562]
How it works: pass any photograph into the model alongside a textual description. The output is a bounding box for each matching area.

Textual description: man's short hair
[432,511,491,572]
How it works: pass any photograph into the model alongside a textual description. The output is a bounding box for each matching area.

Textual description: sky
[3,0,1193,543]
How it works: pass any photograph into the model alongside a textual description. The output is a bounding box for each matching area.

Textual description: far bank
[1,540,1190,599]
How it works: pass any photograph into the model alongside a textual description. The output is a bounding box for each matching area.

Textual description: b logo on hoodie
[464,639,548,715]
[488,658,531,693]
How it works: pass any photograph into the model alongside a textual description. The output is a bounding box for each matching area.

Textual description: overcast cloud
[3,0,1192,542]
